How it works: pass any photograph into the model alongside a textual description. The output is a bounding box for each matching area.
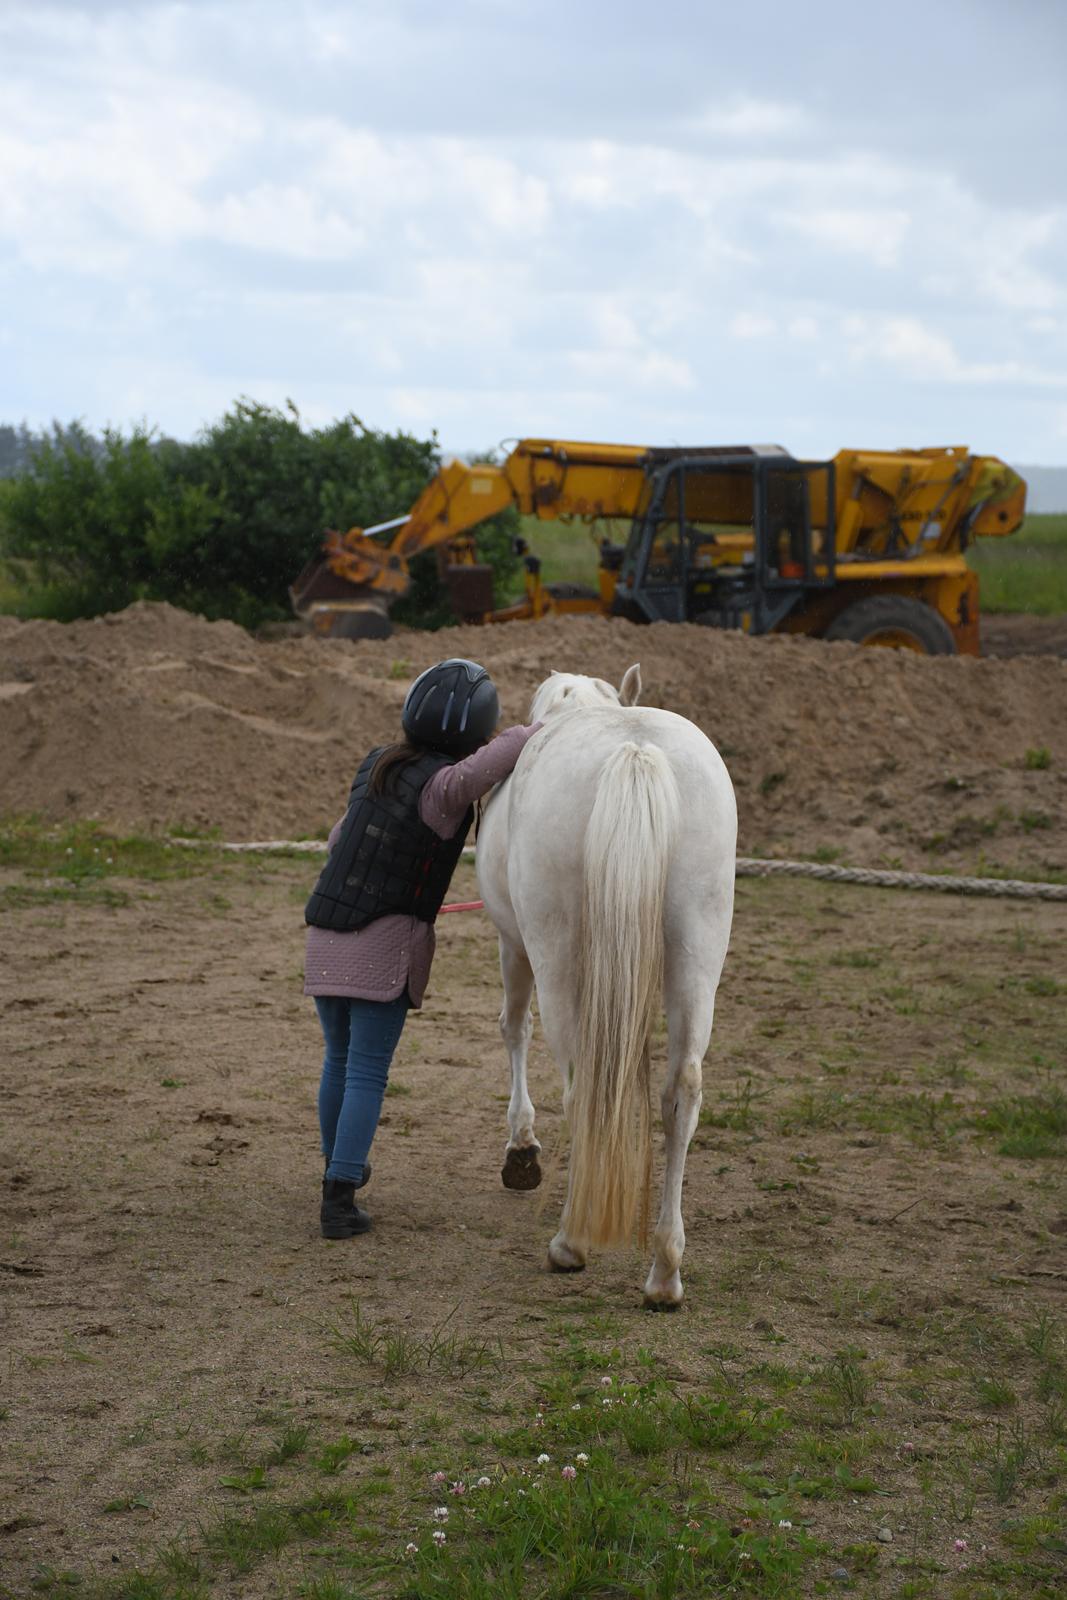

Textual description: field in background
[1,830,1064,1598]
[969,515,1067,615]
[517,513,1067,618]
[516,514,608,590]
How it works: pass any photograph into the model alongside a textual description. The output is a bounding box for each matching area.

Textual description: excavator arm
[289,441,651,637]
[323,458,517,597]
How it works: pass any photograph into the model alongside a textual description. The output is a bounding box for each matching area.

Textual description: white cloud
[784,207,912,269]
[211,186,366,259]
[788,316,818,340]
[691,96,808,139]
[842,315,1067,388]
[729,312,776,340]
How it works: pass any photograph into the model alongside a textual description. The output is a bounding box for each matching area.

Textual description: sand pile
[1,601,1064,874]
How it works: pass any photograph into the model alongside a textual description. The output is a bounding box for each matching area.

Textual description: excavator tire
[824,596,956,655]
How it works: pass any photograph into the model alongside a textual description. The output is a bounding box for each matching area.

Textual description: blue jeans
[314,994,411,1185]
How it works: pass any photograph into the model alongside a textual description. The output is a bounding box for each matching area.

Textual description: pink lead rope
[439,899,485,914]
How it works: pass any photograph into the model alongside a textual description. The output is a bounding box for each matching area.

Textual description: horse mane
[528,672,618,721]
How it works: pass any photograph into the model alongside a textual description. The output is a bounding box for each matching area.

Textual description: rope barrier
[732,858,1067,902]
[171,837,1067,904]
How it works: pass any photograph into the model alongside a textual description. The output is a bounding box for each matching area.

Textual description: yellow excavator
[290,438,1025,654]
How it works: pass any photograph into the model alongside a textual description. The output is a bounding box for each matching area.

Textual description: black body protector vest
[304,748,474,933]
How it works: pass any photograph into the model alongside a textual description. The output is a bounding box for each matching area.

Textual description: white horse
[476,665,736,1307]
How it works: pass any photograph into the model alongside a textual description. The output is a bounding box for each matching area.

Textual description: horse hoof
[547,1252,586,1274]
[547,1236,586,1273]
[643,1294,682,1312]
[501,1145,542,1191]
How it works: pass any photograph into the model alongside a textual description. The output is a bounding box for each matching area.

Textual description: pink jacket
[304,723,539,1006]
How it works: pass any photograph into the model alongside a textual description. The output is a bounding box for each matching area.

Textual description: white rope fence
[171,838,1067,902]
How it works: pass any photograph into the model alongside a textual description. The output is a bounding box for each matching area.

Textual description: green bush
[0,403,519,630]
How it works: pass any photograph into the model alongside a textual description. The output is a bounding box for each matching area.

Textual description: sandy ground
[1,853,1064,1596]
[1,604,1064,1596]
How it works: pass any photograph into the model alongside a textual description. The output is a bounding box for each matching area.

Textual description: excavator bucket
[289,552,394,640]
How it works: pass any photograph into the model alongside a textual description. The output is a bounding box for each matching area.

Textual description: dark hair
[369,740,427,796]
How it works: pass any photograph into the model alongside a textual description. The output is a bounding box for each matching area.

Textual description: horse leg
[643,971,718,1310]
[547,1077,587,1271]
[525,961,586,1272]
[498,937,542,1191]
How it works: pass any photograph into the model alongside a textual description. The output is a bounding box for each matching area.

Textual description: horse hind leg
[498,938,543,1191]
[548,1126,587,1273]
[644,979,718,1309]
[532,966,587,1272]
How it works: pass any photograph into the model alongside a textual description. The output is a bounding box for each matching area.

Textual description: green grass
[0,815,314,905]
[968,512,1067,615]
[0,815,215,882]
[327,1301,503,1381]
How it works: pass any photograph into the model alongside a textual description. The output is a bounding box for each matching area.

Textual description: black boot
[320,1179,371,1239]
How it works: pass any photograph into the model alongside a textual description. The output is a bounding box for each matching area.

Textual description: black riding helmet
[402,658,499,756]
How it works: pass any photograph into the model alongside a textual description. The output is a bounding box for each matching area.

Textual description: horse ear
[618,663,642,705]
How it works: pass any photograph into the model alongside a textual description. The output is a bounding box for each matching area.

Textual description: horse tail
[564,740,680,1252]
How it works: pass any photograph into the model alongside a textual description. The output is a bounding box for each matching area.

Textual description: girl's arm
[419,723,542,838]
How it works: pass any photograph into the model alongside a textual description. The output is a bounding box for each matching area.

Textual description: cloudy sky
[2,0,1066,463]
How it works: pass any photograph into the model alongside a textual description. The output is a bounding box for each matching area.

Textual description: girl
[304,657,541,1239]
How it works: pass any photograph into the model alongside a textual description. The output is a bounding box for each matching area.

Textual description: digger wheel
[824,596,956,655]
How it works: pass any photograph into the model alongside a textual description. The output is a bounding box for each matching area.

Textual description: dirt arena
[1,606,1065,1598]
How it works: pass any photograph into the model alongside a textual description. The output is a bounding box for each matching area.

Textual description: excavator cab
[612,449,836,633]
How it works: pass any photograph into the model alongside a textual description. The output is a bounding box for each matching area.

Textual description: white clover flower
[477,1476,491,1488]
[432,1530,446,1547]
[778,1519,792,1529]
[430,1470,447,1483]
[404,1542,418,1555]
[536,1452,550,1465]
[449,1481,466,1496]
[576,1452,589,1465]
[600,1376,612,1387]
[431,1506,449,1523]
[561,1465,577,1481]
[570,1403,581,1411]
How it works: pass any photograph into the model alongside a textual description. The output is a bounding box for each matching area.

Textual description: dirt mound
[1,601,1065,874]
